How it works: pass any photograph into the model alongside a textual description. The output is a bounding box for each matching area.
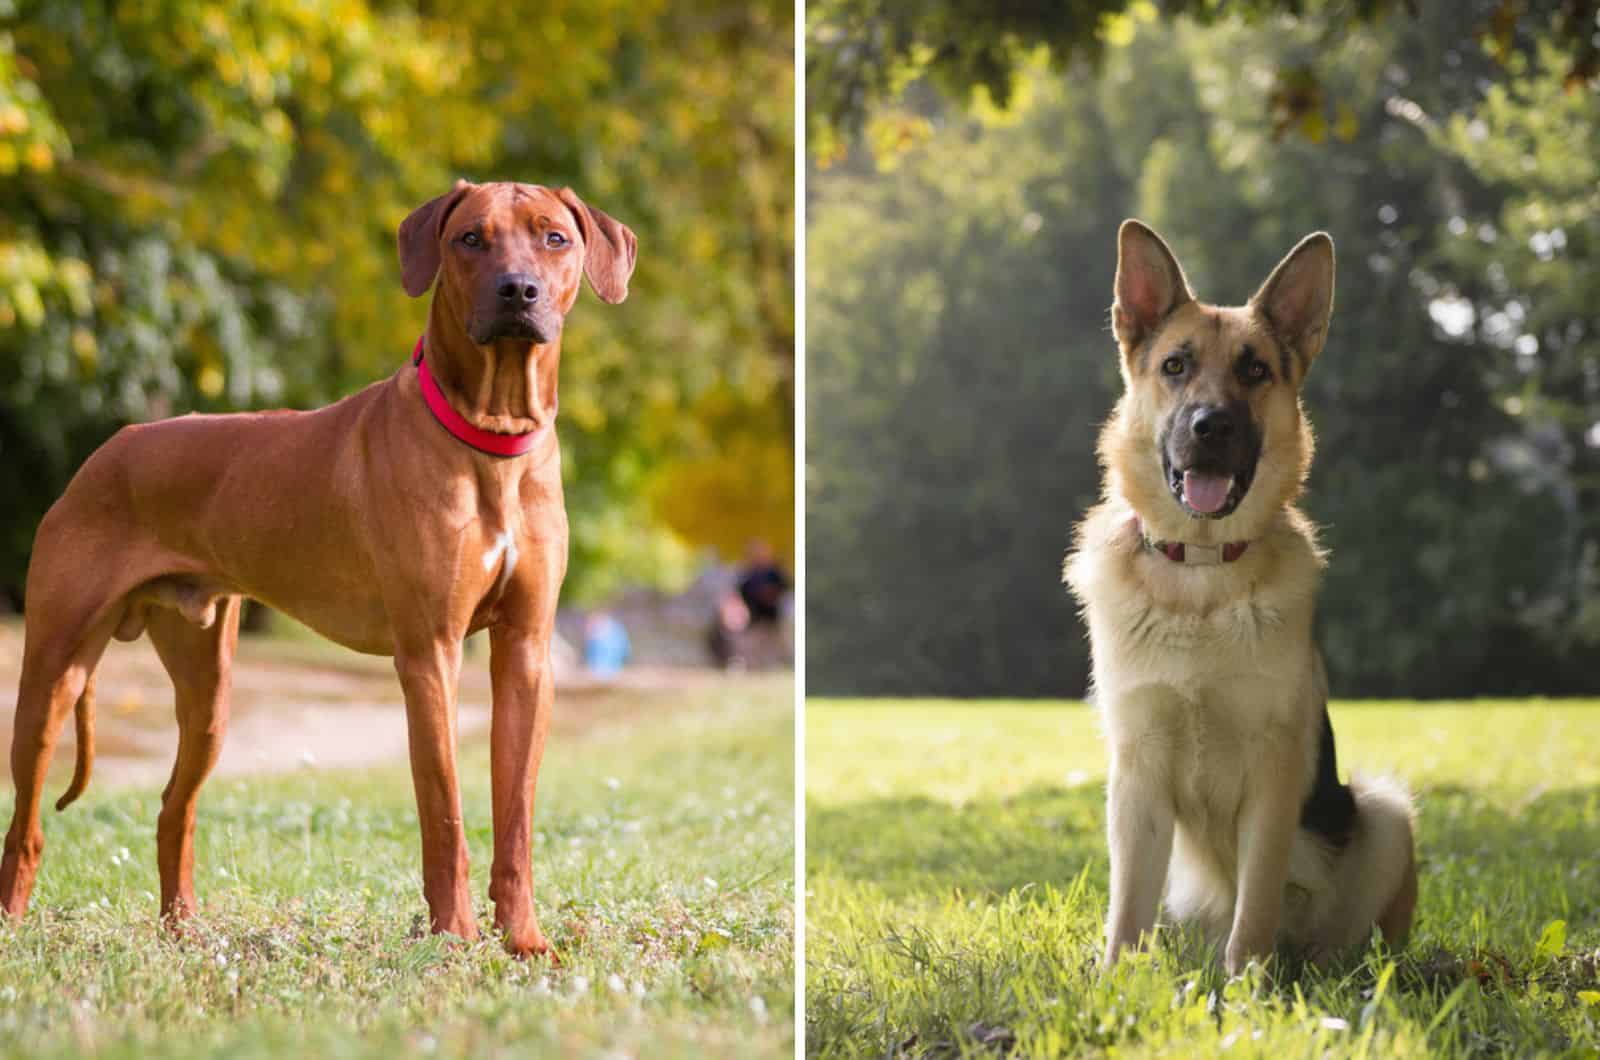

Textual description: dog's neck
[424,300,560,436]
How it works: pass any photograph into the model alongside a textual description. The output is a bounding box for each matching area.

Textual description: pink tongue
[1182,471,1232,514]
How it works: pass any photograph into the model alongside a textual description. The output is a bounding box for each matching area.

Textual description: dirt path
[0,620,735,790]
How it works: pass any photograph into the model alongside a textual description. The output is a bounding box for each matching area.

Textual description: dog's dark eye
[546,232,568,249]
[1245,360,1269,382]
[461,232,482,248]
[1161,355,1185,377]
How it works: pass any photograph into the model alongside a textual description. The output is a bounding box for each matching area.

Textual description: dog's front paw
[1224,941,1271,978]
[502,925,559,964]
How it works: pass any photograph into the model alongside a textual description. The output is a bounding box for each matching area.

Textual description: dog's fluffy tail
[53,674,95,812]
[1316,773,1417,952]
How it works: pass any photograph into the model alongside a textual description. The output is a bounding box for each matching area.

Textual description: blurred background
[0,0,793,672]
[807,0,1600,697]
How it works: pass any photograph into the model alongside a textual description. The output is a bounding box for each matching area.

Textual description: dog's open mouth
[1166,462,1248,519]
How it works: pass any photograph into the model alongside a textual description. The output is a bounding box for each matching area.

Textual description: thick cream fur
[1066,225,1416,974]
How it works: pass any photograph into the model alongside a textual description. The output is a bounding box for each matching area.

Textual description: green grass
[806,699,1600,1057]
[0,676,794,1059]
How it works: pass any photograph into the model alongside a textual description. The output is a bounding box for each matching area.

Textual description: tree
[0,0,793,607]
[1436,39,1600,646]
[808,0,1599,159]
[807,8,1594,696]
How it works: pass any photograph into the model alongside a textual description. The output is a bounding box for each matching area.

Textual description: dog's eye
[1245,360,1269,382]
[1161,355,1185,377]
[461,232,483,248]
[546,232,568,249]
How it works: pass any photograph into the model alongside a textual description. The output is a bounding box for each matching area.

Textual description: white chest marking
[483,530,519,578]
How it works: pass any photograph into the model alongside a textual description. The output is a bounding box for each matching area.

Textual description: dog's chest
[1123,592,1281,654]
[1091,579,1298,693]
[1163,697,1258,819]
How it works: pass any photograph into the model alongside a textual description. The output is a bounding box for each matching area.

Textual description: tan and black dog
[1064,220,1416,974]
[1,180,635,959]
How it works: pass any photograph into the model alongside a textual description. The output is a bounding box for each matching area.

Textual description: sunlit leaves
[0,0,793,605]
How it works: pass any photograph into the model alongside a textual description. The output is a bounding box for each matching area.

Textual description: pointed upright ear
[557,187,638,304]
[1120,220,1196,361]
[1251,232,1335,372]
[397,180,474,298]
[1113,220,1193,357]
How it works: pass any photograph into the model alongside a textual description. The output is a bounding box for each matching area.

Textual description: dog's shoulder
[1062,499,1141,603]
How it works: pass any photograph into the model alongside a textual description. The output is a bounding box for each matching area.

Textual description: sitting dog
[1064,220,1416,974]
[1,180,635,959]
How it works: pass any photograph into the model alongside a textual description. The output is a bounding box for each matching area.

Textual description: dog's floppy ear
[398,180,474,298]
[1251,232,1335,373]
[557,187,638,304]
[1113,220,1193,359]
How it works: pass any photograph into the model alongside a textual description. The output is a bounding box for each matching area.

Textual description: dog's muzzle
[1161,402,1260,519]
[471,309,559,345]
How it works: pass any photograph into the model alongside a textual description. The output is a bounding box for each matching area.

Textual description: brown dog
[0,180,636,958]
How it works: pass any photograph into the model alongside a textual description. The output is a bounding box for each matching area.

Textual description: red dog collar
[413,337,542,457]
[1133,517,1249,565]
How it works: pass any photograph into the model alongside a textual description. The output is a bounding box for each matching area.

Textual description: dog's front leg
[1103,752,1174,968]
[486,625,556,959]
[395,638,478,940]
[1225,745,1301,974]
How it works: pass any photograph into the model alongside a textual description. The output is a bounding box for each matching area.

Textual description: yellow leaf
[1335,102,1360,143]
[1100,13,1137,48]
[1301,109,1327,144]
[1534,919,1566,960]
[0,104,28,135]
[23,141,53,172]
[198,362,225,398]
[72,327,97,372]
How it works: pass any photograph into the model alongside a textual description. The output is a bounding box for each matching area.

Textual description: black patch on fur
[1300,709,1357,848]
[1275,338,1293,383]
[1256,313,1300,382]
[1235,344,1271,385]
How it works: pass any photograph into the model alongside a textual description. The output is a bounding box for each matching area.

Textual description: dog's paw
[503,928,559,964]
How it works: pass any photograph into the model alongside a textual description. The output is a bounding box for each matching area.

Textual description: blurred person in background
[583,611,631,678]
[709,540,791,669]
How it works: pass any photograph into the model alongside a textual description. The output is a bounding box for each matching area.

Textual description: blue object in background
[583,613,630,677]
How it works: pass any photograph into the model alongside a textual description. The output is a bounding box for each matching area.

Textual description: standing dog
[1,180,635,959]
[1064,221,1416,974]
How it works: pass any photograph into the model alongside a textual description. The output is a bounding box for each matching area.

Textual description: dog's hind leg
[147,596,241,925]
[1303,774,1417,958]
[1377,840,1418,949]
[0,609,115,917]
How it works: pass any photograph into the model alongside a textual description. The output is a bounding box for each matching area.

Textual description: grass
[0,674,794,1059]
[806,699,1600,1058]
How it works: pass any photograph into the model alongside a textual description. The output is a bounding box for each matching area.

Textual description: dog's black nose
[495,272,540,307]
[1190,406,1235,442]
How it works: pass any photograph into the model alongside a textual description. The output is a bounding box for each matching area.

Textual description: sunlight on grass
[807,699,1600,1057]
[0,677,794,1059]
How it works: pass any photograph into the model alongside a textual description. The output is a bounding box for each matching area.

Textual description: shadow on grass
[808,785,1108,901]
[808,780,1600,951]
[809,781,1600,1057]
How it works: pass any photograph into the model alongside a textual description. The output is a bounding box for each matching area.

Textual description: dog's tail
[1354,774,1418,948]
[1322,773,1416,951]
[54,674,95,812]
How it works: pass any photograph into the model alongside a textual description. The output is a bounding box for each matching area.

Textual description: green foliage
[1435,40,1600,644]
[807,0,1600,152]
[0,676,795,1058]
[807,698,1600,1056]
[807,10,1598,696]
[0,0,793,606]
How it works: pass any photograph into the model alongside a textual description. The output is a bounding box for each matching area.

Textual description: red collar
[413,337,542,458]
[1133,517,1249,565]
